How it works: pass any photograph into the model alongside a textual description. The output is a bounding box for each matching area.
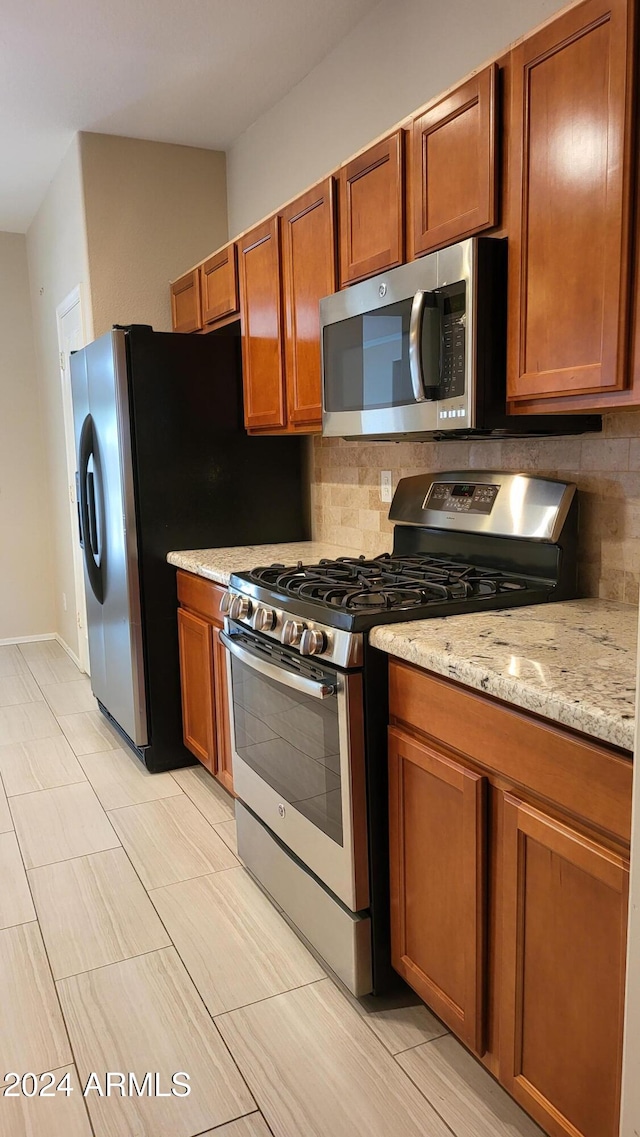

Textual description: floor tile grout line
[53,942,176,985]
[13,840,123,873]
[189,1108,261,1136]
[3,778,89,800]
[145,861,246,896]
[213,976,329,1024]
[392,1051,467,1137]
[0,1060,86,1091]
[168,769,236,827]
[388,1027,450,1058]
[4,778,99,1137]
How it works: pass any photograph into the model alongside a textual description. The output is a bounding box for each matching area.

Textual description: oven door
[220,626,369,913]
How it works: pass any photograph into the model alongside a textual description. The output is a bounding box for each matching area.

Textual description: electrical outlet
[380,471,393,503]
[62,592,67,612]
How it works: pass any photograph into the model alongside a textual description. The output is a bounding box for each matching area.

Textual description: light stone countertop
[168,543,638,751]
[370,599,638,752]
[167,542,363,587]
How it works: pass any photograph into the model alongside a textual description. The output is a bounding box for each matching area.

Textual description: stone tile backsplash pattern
[310,411,640,605]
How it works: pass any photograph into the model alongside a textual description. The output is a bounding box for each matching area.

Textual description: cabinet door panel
[177,608,215,770]
[239,217,286,430]
[171,269,202,333]
[499,794,628,1137]
[281,178,337,429]
[202,243,239,326]
[410,64,498,257]
[507,0,633,403]
[389,727,486,1053]
[212,625,234,795]
[339,131,404,286]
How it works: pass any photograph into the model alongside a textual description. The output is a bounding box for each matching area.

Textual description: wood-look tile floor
[0,638,544,1137]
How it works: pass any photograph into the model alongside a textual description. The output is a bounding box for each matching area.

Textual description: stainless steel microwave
[320,237,600,440]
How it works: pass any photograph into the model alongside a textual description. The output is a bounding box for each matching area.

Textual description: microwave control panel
[423,482,500,515]
[437,284,466,400]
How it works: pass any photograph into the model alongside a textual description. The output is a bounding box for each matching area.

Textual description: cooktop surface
[230,554,555,632]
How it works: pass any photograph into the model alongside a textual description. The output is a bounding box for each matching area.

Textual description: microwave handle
[409,290,431,403]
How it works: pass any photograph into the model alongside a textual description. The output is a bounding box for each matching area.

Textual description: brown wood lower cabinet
[389,727,486,1053]
[499,795,628,1137]
[388,659,631,1137]
[176,570,234,795]
[177,608,215,770]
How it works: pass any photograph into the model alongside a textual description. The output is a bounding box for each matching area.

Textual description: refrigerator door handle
[75,472,84,548]
[87,471,99,555]
[78,414,105,605]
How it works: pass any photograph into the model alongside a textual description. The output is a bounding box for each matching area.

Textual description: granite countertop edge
[168,549,637,753]
[370,600,637,753]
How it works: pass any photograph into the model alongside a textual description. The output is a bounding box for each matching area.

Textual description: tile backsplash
[310,411,640,605]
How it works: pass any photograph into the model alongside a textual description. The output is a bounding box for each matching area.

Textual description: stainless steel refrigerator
[71,324,307,772]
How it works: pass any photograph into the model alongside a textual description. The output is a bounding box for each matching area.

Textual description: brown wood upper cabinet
[238,217,287,431]
[171,269,202,333]
[389,726,486,1053]
[507,0,634,407]
[238,179,337,434]
[408,64,498,258]
[499,795,628,1137]
[281,177,337,429]
[201,242,240,328]
[338,130,404,286]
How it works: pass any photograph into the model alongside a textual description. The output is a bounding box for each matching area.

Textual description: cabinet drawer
[389,660,632,845]
[176,570,226,625]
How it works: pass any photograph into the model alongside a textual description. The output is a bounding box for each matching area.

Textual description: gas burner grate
[245,553,530,613]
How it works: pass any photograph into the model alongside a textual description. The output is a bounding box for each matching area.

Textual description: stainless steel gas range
[219,472,579,996]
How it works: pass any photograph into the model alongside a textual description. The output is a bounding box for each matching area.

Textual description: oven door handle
[219,631,337,700]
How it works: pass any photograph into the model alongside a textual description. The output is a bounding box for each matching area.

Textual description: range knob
[228,595,253,622]
[300,628,327,656]
[219,591,233,614]
[253,605,277,632]
[282,619,305,647]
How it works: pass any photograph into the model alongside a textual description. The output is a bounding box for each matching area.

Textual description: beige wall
[0,232,55,640]
[80,134,227,337]
[226,0,566,235]
[26,137,92,656]
[25,133,229,656]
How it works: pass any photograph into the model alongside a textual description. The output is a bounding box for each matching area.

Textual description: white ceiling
[1,0,378,232]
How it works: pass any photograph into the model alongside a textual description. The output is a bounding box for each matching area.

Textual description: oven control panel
[220,587,363,670]
[423,481,500,515]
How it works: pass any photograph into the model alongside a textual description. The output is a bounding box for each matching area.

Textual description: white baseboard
[0,633,57,647]
[54,634,83,671]
[0,632,86,675]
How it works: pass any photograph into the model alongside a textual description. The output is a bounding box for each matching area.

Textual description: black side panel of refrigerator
[124,325,309,772]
